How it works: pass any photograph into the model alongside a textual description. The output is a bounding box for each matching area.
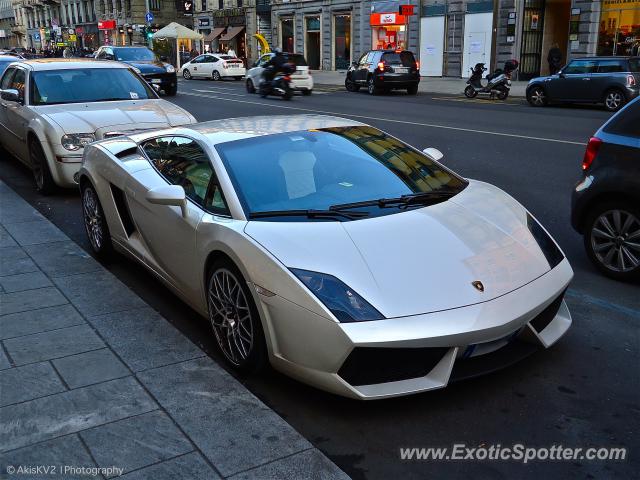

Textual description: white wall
[419,16,445,77]
[462,12,493,78]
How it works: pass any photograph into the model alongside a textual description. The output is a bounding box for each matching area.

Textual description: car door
[591,59,626,102]
[188,55,204,77]
[201,55,218,78]
[352,52,368,84]
[547,59,597,102]
[0,66,30,161]
[0,66,16,148]
[126,135,213,299]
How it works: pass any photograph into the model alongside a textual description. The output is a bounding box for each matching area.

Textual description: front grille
[529,289,566,333]
[338,346,449,386]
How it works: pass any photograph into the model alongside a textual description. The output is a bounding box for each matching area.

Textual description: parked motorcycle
[464,60,519,100]
[259,64,295,100]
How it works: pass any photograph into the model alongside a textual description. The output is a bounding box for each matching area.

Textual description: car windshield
[113,48,156,62]
[30,68,155,105]
[216,126,467,220]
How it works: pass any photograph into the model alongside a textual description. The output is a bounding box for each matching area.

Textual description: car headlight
[165,64,175,73]
[61,133,95,151]
[290,268,384,322]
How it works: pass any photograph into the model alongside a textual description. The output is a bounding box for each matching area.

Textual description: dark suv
[96,46,177,96]
[527,56,639,111]
[571,97,640,281]
[345,50,420,95]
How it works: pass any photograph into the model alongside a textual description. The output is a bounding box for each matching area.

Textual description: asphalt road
[1,79,638,480]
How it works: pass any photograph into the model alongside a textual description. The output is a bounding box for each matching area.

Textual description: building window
[237,0,242,7]
[218,0,223,9]
[201,0,206,11]
[150,0,161,11]
[598,3,640,56]
[334,14,351,70]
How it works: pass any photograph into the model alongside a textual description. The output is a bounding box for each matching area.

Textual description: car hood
[35,100,195,134]
[122,60,170,74]
[245,180,558,318]
[529,74,557,84]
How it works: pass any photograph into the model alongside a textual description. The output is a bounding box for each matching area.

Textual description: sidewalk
[0,180,348,479]
[311,70,528,97]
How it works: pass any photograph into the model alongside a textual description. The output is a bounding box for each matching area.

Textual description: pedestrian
[189,47,199,59]
[63,46,72,58]
[547,43,562,75]
[227,46,236,57]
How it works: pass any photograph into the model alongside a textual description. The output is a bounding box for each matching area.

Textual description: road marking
[178,91,585,145]
[431,96,520,106]
[566,289,640,319]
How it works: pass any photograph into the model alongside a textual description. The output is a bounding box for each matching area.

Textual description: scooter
[259,64,295,101]
[464,60,519,100]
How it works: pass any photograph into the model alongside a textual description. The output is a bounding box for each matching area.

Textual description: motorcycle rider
[262,48,287,89]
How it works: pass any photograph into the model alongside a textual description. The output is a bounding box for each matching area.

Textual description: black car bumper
[142,72,177,92]
[374,73,420,89]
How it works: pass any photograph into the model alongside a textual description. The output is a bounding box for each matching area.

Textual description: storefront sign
[399,5,414,16]
[199,18,210,27]
[370,13,406,26]
[98,20,116,30]
[69,34,77,42]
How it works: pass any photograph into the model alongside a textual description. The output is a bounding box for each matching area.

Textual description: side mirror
[558,72,566,78]
[145,185,187,216]
[1,89,20,103]
[151,84,161,92]
[104,54,115,61]
[422,147,444,162]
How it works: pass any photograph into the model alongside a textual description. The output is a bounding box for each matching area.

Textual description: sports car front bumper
[259,258,573,400]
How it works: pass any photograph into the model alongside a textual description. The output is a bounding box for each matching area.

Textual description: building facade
[1,0,17,48]
[268,0,420,70]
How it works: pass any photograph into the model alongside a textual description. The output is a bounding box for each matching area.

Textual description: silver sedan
[78,115,573,399]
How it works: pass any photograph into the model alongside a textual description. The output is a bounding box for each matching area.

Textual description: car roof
[0,55,21,61]
[572,56,637,60]
[146,115,366,146]
[11,59,130,70]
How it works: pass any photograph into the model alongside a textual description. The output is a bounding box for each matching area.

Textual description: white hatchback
[246,53,314,95]
[180,54,246,81]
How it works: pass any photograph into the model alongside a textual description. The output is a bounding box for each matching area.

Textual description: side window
[0,67,15,90]
[357,52,368,65]
[597,60,625,73]
[205,179,229,215]
[192,55,205,63]
[603,100,640,138]
[10,69,25,101]
[259,54,271,66]
[629,58,639,72]
[366,52,376,64]
[563,60,597,74]
[209,56,219,63]
[142,136,219,209]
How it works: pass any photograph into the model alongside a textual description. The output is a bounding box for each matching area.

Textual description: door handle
[582,78,590,81]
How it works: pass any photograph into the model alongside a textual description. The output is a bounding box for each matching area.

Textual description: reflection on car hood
[35,100,194,134]
[245,180,556,318]
[122,60,169,74]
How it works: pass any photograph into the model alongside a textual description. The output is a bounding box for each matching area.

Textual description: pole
[145,0,152,48]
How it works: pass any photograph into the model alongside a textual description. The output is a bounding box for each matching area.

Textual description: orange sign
[370,13,407,26]
[399,5,415,16]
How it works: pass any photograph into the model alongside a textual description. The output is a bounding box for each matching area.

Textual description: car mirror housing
[0,89,21,103]
[422,147,444,162]
[145,185,187,216]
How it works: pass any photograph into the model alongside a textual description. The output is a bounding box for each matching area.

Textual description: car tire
[603,88,625,112]
[345,77,360,92]
[407,84,418,95]
[246,78,256,93]
[206,258,268,373]
[583,200,640,281]
[212,71,221,81]
[367,77,379,96]
[302,89,312,96]
[29,137,56,195]
[182,69,192,80]
[81,182,113,261]
[527,85,547,107]
[165,85,177,96]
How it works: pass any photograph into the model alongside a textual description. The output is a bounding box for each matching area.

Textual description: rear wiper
[330,190,456,211]
[249,209,369,221]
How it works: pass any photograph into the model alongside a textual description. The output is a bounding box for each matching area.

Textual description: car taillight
[377,62,385,72]
[582,137,602,171]
[283,75,291,81]
[627,74,636,87]
[415,61,420,70]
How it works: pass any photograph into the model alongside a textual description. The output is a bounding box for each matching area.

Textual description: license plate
[394,67,408,73]
[151,79,162,84]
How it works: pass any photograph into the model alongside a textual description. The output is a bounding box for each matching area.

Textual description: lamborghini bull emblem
[472,281,485,292]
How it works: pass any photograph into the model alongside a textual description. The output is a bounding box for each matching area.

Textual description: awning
[220,26,245,42]
[204,27,225,42]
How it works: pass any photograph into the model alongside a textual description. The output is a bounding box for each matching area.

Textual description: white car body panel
[246,53,314,92]
[181,54,246,80]
[79,114,573,399]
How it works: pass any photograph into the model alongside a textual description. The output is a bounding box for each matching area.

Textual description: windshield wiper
[249,209,369,221]
[330,190,457,212]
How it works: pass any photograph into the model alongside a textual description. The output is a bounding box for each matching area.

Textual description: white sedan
[180,54,246,81]
[245,53,314,95]
[0,59,196,193]
[78,115,573,400]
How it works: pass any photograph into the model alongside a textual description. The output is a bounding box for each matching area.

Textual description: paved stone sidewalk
[311,70,529,97]
[0,180,349,480]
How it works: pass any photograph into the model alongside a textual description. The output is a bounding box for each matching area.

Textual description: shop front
[213,8,246,59]
[370,12,408,50]
[333,12,351,70]
[304,15,321,69]
[98,19,116,46]
[598,0,640,56]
